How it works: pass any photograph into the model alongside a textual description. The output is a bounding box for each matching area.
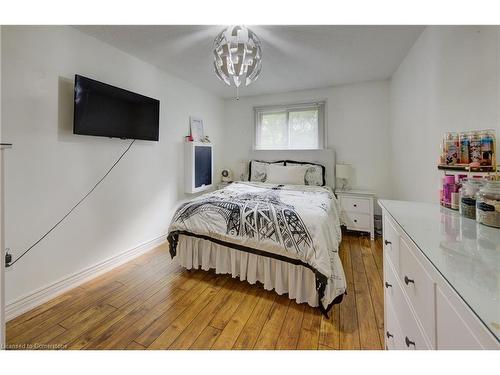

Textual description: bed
[167,152,346,315]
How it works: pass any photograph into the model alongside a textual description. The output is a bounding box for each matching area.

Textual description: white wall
[390,26,500,202]
[1,26,224,304]
[222,80,392,208]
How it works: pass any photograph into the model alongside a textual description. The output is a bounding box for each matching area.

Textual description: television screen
[73,75,160,141]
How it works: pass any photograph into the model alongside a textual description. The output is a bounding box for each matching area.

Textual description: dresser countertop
[378,199,500,341]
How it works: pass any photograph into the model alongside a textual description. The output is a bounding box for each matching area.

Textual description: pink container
[444,176,455,184]
[442,175,456,208]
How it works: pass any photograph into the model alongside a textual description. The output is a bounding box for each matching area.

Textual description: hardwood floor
[6,233,384,350]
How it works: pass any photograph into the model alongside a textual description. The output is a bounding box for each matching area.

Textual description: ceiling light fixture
[213,25,262,100]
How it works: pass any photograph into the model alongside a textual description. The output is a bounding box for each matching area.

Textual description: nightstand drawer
[344,212,371,230]
[340,196,371,214]
[217,181,233,189]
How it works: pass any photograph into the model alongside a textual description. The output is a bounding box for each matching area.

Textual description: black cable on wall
[5,139,136,268]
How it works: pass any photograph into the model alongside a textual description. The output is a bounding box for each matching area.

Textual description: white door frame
[0,142,10,348]
[0,146,5,348]
[0,25,5,349]
[0,24,4,349]
[0,143,12,349]
[0,143,11,348]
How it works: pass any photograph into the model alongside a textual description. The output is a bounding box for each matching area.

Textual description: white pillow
[266,164,308,185]
[249,160,284,182]
[285,161,325,186]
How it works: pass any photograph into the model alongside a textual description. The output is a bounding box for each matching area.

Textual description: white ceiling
[74,25,424,98]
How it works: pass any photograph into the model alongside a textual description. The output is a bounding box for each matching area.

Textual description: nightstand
[335,189,375,240]
[217,181,233,189]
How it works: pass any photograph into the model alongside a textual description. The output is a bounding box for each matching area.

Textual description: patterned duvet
[167,181,346,314]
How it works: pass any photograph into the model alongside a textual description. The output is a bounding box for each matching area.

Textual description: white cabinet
[382,214,400,271]
[384,254,431,350]
[436,284,497,349]
[380,200,499,350]
[398,237,436,347]
[184,142,213,194]
[336,190,375,240]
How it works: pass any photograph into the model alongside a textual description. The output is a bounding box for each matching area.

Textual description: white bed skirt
[176,234,341,309]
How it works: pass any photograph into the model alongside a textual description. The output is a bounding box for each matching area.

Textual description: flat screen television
[73,75,160,141]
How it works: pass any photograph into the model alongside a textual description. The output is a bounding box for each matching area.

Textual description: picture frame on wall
[190,116,204,142]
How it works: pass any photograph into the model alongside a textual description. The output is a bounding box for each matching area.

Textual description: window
[254,102,325,150]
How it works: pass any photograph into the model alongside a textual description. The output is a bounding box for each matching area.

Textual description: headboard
[249,149,336,189]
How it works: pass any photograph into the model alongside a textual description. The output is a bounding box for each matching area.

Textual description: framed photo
[190,116,204,142]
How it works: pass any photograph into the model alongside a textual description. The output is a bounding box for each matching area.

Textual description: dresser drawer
[385,299,406,350]
[383,254,399,307]
[399,237,436,347]
[384,258,404,350]
[383,214,400,270]
[397,290,432,350]
[436,286,483,349]
[384,255,432,350]
[344,212,371,231]
[340,196,371,214]
[436,284,499,349]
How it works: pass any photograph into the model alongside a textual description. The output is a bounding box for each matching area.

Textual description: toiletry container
[459,179,484,219]
[480,129,495,167]
[442,175,456,208]
[469,131,482,164]
[476,181,500,228]
[444,132,459,165]
[459,132,470,164]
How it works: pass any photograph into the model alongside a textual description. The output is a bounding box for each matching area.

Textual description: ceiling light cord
[5,139,136,268]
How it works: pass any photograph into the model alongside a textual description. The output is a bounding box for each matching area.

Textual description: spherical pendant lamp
[213,25,262,98]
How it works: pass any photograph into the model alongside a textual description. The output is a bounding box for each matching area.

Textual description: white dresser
[379,200,499,350]
[336,190,375,240]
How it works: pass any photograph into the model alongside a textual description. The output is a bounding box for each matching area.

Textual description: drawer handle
[384,240,391,245]
[354,219,357,223]
[386,331,394,339]
[385,282,392,288]
[353,204,357,207]
[404,276,415,285]
[405,336,415,347]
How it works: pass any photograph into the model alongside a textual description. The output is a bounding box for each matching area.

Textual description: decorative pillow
[266,164,309,185]
[285,160,326,186]
[248,160,285,182]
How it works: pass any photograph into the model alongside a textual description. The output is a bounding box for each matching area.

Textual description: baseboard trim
[6,233,169,322]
